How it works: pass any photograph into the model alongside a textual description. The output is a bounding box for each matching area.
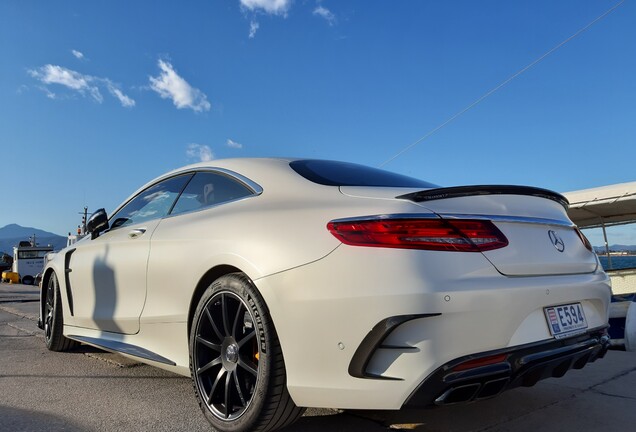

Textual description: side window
[171,171,254,216]
[110,174,193,229]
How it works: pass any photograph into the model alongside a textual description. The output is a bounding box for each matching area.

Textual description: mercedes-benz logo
[548,230,565,252]
[224,343,239,364]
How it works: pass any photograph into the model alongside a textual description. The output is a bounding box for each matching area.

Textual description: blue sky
[0,0,634,246]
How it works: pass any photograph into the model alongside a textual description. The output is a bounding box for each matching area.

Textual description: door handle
[128,228,147,239]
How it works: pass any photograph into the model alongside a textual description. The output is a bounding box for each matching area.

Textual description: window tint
[110,174,193,229]
[289,160,438,188]
[171,171,254,216]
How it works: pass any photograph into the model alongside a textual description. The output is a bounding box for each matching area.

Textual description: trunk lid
[340,185,598,276]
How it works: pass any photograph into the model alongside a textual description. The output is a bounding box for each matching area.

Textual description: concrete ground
[1,282,635,432]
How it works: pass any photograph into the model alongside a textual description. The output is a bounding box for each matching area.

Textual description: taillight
[327,218,508,252]
[574,227,593,252]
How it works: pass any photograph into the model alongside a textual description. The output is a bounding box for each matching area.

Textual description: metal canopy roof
[563,181,636,229]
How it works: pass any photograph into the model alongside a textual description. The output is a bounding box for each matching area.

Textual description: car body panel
[39,157,611,413]
[66,218,161,334]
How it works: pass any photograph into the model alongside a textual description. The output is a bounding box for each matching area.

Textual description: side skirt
[67,334,176,366]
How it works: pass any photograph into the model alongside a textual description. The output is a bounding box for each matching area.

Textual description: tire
[44,272,79,352]
[190,273,304,432]
[22,275,34,285]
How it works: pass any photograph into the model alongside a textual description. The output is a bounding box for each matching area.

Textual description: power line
[380,1,625,168]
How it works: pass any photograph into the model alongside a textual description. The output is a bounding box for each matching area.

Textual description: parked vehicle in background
[39,158,610,432]
[0,252,12,273]
[12,236,53,285]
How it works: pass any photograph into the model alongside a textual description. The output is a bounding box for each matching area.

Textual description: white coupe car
[39,158,611,432]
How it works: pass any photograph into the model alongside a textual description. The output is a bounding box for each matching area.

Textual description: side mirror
[87,208,109,239]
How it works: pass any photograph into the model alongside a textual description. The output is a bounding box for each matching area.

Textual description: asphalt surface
[1,282,636,432]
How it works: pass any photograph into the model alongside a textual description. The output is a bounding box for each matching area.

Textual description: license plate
[544,303,588,339]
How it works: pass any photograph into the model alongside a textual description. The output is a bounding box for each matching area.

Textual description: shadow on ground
[0,405,87,432]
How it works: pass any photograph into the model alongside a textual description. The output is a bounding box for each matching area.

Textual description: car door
[143,170,258,322]
[68,173,193,334]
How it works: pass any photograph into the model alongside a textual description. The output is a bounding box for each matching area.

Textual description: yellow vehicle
[1,271,20,284]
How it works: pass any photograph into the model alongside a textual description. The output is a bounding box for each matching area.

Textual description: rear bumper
[404,327,610,407]
[257,245,611,409]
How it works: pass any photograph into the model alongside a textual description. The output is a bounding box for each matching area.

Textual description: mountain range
[0,224,67,255]
[593,244,636,253]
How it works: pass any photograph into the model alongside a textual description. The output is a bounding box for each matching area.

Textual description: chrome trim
[201,167,264,195]
[108,167,263,220]
[329,213,574,228]
[163,193,259,220]
[439,213,574,228]
[330,213,440,223]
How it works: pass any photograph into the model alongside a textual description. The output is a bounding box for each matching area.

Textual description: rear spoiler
[397,185,569,210]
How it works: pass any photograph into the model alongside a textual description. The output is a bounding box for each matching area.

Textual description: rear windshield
[290,160,438,188]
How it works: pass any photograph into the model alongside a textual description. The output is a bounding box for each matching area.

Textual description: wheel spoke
[208,367,226,404]
[237,330,255,348]
[197,356,222,375]
[224,369,232,418]
[205,307,224,341]
[232,370,246,407]
[237,357,258,376]
[196,335,221,352]
[231,303,244,339]
[45,314,52,338]
[221,294,230,336]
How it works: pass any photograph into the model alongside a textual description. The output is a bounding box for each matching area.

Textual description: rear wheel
[22,275,34,285]
[44,272,78,351]
[190,273,304,432]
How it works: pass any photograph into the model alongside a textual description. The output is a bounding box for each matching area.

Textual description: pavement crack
[6,322,40,336]
[0,305,38,321]
[589,389,636,401]
[589,366,636,390]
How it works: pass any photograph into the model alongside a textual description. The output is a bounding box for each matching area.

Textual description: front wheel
[190,273,304,432]
[44,271,78,351]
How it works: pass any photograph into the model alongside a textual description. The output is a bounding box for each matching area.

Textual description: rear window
[290,160,438,188]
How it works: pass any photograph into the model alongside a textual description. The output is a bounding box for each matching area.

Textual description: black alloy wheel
[194,290,259,420]
[190,273,304,432]
[44,275,55,341]
[44,271,78,351]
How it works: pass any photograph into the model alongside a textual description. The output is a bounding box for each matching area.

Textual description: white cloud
[71,49,84,60]
[29,64,102,102]
[149,60,210,112]
[106,82,136,107]
[249,20,260,38]
[226,139,243,149]
[40,86,57,99]
[186,144,214,162]
[313,5,336,25]
[240,0,291,16]
[28,64,135,107]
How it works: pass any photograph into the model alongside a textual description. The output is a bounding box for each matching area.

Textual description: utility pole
[78,207,89,235]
